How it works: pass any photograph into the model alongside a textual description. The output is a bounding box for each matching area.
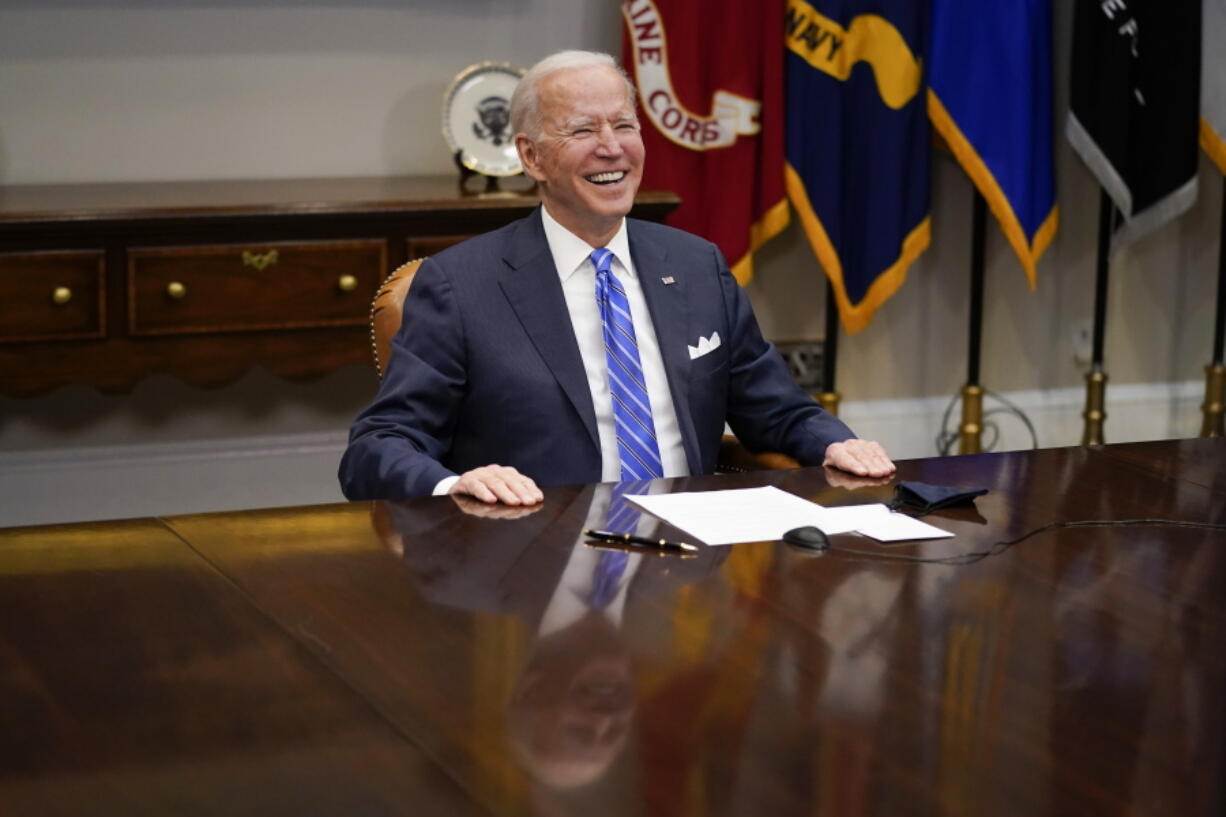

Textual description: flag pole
[819,279,841,415]
[1082,188,1113,445]
[1201,179,1226,437]
[957,190,987,454]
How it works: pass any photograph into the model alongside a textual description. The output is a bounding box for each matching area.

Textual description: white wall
[0,1,1220,524]
[0,0,623,183]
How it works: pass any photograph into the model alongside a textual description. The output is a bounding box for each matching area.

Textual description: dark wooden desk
[2,440,1224,816]
[0,177,679,396]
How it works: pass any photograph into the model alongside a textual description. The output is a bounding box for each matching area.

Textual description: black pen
[583,529,699,554]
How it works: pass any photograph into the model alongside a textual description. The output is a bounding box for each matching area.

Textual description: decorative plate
[442,62,526,177]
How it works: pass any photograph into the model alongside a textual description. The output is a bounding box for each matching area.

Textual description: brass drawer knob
[337,274,358,293]
[166,281,187,300]
[52,286,73,305]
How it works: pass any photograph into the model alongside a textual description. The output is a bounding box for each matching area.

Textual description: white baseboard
[0,380,1207,528]
[839,379,1205,460]
[0,431,351,529]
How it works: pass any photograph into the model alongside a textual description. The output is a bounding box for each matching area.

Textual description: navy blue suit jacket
[339,209,854,500]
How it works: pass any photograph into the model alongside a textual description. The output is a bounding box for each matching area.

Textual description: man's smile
[585,171,627,185]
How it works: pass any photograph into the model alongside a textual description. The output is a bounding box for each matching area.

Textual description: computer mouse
[782,525,830,550]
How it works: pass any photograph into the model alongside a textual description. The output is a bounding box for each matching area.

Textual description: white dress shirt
[540,207,689,483]
[538,483,646,636]
[434,207,690,494]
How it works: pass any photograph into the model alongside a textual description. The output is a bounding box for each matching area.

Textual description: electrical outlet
[1072,318,1093,366]
[776,340,825,391]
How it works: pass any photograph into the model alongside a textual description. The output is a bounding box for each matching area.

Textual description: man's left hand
[823,439,896,478]
[822,468,894,491]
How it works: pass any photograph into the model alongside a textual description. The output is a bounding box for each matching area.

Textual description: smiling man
[339,50,894,504]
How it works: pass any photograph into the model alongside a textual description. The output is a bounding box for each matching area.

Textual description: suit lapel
[498,210,600,451]
[629,222,702,474]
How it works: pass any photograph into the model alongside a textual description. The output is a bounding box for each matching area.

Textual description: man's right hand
[450,464,544,506]
[449,493,544,520]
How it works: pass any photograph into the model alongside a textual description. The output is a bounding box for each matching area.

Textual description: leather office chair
[370,258,426,378]
[369,259,797,472]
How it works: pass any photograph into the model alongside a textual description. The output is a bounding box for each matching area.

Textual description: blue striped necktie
[591,248,664,481]
[589,549,629,610]
[588,481,646,608]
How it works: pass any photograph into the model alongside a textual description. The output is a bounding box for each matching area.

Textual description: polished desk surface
[2,439,1224,817]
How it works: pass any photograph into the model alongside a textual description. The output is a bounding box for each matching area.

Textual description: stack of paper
[628,486,952,546]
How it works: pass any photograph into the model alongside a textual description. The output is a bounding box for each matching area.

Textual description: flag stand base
[818,391,841,416]
[1200,364,1225,438]
[957,384,984,454]
[1081,369,1108,445]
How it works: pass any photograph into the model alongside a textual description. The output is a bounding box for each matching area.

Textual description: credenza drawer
[127,240,386,336]
[0,251,105,343]
[0,176,677,397]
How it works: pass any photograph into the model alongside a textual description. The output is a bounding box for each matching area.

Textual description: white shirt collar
[539,205,633,282]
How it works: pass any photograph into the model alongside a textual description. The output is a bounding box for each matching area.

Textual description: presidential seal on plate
[443,62,525,178]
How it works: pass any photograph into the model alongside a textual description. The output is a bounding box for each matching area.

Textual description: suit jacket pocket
[689,346,729,381]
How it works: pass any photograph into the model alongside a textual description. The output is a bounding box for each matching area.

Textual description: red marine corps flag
[622,0,789,284]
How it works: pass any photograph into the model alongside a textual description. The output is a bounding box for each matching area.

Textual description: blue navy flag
[785,0,931,334]
[928,0,1058,288]
[1067,0,1201,247]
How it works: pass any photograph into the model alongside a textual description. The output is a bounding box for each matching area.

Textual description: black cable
[935,391,960,455]
[935,388,1041,455]
[984,387,1040,449]
[979,417,1001,451]
[821,518,1226,566]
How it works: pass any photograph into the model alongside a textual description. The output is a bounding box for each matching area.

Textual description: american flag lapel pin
[661,276,676,285]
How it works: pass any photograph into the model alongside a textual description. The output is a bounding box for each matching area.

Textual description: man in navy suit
[340,50,894,504]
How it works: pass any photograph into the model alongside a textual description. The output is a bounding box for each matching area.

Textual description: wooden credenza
[0,177,679,397]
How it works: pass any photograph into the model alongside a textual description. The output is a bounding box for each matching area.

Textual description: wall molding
[0,431,351,528]
[0,430,349,473]
[0,380,1206,528]
[841,379,1205,459]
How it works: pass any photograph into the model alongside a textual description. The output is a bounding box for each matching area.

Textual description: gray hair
[510,50,638,141]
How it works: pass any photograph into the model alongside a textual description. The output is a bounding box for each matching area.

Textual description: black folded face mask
[890,481,988,515]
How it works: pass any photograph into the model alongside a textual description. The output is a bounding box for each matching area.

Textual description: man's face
[508,613,635,788]
[516,64,645,247]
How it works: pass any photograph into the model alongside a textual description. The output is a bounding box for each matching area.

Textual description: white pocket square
[687,331,721,360]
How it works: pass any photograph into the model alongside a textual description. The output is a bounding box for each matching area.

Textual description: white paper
[625,486,835,545]
[854,511,954,542]
[626,486,952,546]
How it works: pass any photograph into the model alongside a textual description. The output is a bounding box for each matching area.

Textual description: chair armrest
[716,435,800,472]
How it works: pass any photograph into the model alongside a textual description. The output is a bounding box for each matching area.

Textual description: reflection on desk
[1,438,1224,817]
